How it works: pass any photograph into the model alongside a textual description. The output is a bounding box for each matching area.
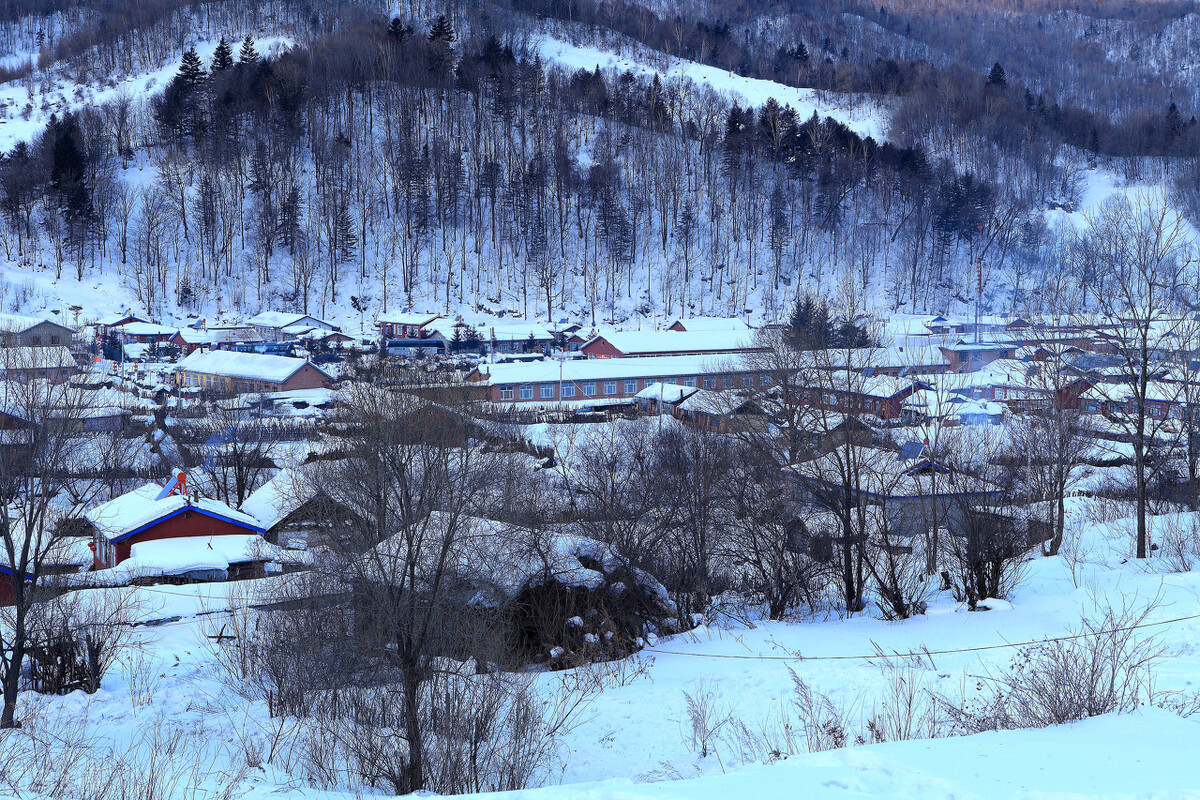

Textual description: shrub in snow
[939,600,1199,732]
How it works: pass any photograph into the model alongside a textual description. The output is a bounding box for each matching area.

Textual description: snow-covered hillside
[536,37,890,142]
[0,36,294,154]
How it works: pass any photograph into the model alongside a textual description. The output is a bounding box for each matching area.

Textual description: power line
[646,610,1200,663]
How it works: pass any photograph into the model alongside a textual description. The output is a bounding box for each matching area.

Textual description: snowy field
[7,495,1200,799]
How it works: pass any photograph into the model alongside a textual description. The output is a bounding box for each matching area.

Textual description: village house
[94,312,148,339]
[797,376,932,421]
[377,311,444,340]
[174,350,334,395]
[667,317,752,333]
[484,322,557,354]
[581,329,765,359]
[467,354,766,405]
[0,346,80,383]
[116,322,177,345]
[786,444,1012,540]
[248,311,339,342]
[84,471,269,573]
[170,325,264,355]
[939,340,1019,372]
[0,313,75,348]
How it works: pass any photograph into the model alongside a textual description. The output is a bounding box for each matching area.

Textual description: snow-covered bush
[941,600,1180,732]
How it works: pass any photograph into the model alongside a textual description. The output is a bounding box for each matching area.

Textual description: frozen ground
[5,495,1200,798]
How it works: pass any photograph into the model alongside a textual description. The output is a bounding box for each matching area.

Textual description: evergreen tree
[238,34,258,64]
[211,36,234,72]
[427,14,456,77]
[387,17,412,42]
[786,294,877,351]
[177,47,207,88]
[986,62,1007,88]
[428,14,455,43]
[788,293,832,351]
[334,202,357,263]
[1166,101,1184,141]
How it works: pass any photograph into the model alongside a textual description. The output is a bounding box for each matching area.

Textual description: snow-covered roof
[0,346,77,370]
[97,312,147,327]
[471,354,744,385]
[239,469,316,531]
[484,322,557,342]
[635,382,698,403]
[176,350,328,383]
[248,311,332,329]
[586,330,759,356]
[118,322,176,336]
[85,534,303,585]
[378,311,443,327]
[0,312,57,333]
[676,388,754,415]
[670,317,751,332]
[85,483,265,542]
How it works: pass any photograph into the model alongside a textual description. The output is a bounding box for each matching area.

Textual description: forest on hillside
[0,0,1199,325]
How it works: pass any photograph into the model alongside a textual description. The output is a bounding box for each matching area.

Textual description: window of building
[604,380,617,395]
[684,377,697,387]
[703,377,716,389]
[742,375,753,388]
[541,384,555,399]
[722,375,733,388]
[624,379,638,394]
[520,385,534,400]
[499,387,514,401]
[665,378,677,385]
[582,382,596,396]
[761,374,770,387]
[562,384,576,398]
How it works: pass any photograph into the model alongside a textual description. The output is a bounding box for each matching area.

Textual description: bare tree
[177,398,290,507]
[1067,192,1196,558]
[0,354,110,727]
[300,382,507,792]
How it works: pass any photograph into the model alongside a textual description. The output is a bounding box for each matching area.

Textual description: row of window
[180,372,278,393]
[496,373,771,401]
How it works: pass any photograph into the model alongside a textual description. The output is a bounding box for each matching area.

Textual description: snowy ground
[5,495,1200,798]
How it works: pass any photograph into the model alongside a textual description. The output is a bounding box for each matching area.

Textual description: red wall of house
[279,363,333,392]
[109,512,260,565]
[0,575,15,606]
[580,337,622,358]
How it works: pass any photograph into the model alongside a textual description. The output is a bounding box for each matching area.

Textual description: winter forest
[2,0,1200,329]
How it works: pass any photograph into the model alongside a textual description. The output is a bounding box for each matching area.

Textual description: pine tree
[428,14,455,43]
[238,35,258,64]
[211,36,234,72]
[334,202,357,263]
[387,17,411,42]
[788,293,831,351]
[177,47,206,88]
[1166,101,1184,140]
[986,62,1007,88]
